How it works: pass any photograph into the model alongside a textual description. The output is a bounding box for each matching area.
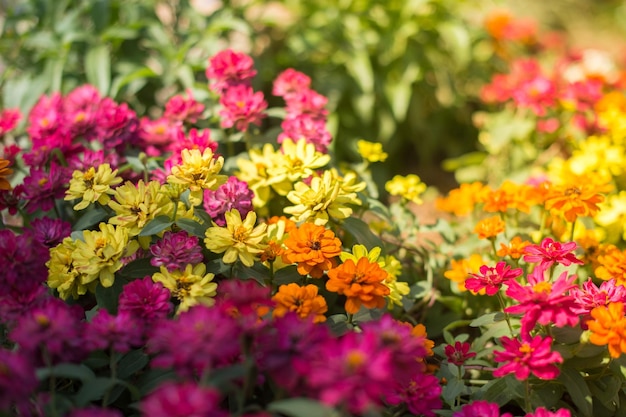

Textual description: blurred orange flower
[474,216,505,240]
[497,236,531,259]
[595,244,626,285]
[544,183,605,223]
[272,283,328,323]
[587,302,626,358]
[0,158,13,190]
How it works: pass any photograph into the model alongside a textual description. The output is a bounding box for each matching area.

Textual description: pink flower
[512,75,557,116]
[284,88,328,121]
[218,85,267,132]
[493,335,562,380]
[522,238,583,274]
[84,310,143,353]
[139,116,180,149]
[453,400,512,417]
[164,90,205,123]
[571,278,626,315]
[273,68,311,98]
[0,229,49,294]
[385,373,442,417]
[444,341,477,366]
[21,162,70,213]
[0,108,21,136]
[0,348,38,415]
[150,231,204,271]
[206,49,257,93]
[203,176,254,226]
[465,262,523,295]
[505,270,579,336]
[118,277,173,324]
[30,217,72,248]
[141,381,226,417]
[524,408,571,417]
[278,114,333,153]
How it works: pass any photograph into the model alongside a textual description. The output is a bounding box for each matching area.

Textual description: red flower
[444,341,477,366]
[465,262,523,295]
[523,237,583,274]
[493,335,562,380]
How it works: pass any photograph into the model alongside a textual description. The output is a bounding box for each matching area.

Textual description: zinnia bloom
[473,215,505,239]
[140,381,226,417]
[84,310,143,353]
[206,49,256,93]
[465,261,523,295]
[524,408,571,417]
[151,263,217,313]
[385,373,442,417]
[326,257,390,314]
[385,174,427,204]
[493,335,563,380]
[595,244,626,285]
[219,85,267,132]
[282,222,342,278]
[273,68,311,98]
[203,176,254,226]
[445,341,477,366]
[544,183,605,222]
[118,276,173,323]
[586,302,626,358]
[204,209,267,267]
[65,163,123,210]
[0,349,38,415]
[453,400,512,417]
[357,140,388,163]
[523,237,583,274]
[30,217,72,248]
[167,147,227,206]
[272,283,328,323]
[497,236,531,259]
[570,278,626,316]
[150,231,204,271]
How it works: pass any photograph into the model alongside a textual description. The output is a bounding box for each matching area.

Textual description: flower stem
[102,349,117,407]
[496,291,515,337]
[570,218,577,243]
[524,378,531,412]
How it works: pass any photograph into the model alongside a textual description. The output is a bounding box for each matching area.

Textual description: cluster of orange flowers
[587,302,626,358]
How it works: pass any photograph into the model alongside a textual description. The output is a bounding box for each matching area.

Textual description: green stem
[489,237,499,260]
[44,349,59,417]
[524,378,531,412]
[102,349,117,407]
[569,218,577,243]
[496,291,515,337]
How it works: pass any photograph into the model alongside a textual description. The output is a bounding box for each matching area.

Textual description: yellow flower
[340,244,384,265]
[595,191,626,243]
[270,138,331,187]
[65,164,122,210]
[108,180,173,236]
[444,254,486,292]
[152,264,217,313]
[381,254,409,309]
[357,139,388,163]
[385,174,427,204]
[204,209,267,267]
[235,143,284,212]
[284,170,361,225]
[167,148,227,206]
[47,237,90,299]
[72,223,139,288]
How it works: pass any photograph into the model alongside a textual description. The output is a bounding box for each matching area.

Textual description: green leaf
[559,367,593,417]
[480,375,519,406]
[274,265,303,285]
[441,377,466,406]
[120,258,159,279]
[74,377,117,406]
[175,218,208,238]
[72,205,109,231]
[85,44,111,95]
[36,363,96,382]
[341,217,383,250]
[139,215,173,236]
[117,350,149,379]
[231,262,270,286]
[136,369,177,395]
[95,275,125,314]
[109,67,157,98]
[470,312,505,328]
[589,375,621,413]
[268,398,338,417]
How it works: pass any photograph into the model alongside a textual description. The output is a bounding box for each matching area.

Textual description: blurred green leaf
[85,44,111,94]
[268,398,338,417]
[559,367,593,417]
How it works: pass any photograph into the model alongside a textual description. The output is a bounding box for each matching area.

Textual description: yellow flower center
[233,225,249,242]
[565,187,582,196]
[39,177,49,187]
[518,343,533,354]
[35,313,50,327]
[346,350,366,370]
[533,281,552,294]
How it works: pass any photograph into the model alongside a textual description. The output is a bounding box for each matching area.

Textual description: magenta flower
[148,305,241,378]
[64,84,102,139]
[444,341,477,366]
[9,298,87,366]
[571,278,626,316]
[141,381,226,417]
[524,408,571,417]
[505,270,580,336]
[30,216,72,248]
[84,309,143,353]
[0,229,49,293]
[453,400,512,417]
[493,335,562,380]
[278,114,333,153]
[523,238,583,274]
[21,162,70,213]
[203,176,254,226]
[206,49,257,93]
[0,348,38,415]
[0,108,21,136]
[96,98,139,150]
[150,231,204,271]
[139,116,179,150]
[164,90,205,123]
[384,373,442,417]
[303,330,393,415]
[465,262,523,295]
[166,128,218,165]
[512,75,557,116]
[273,68,311,98]
[216,279,273,331]
[218,85,267,132]
[284,88,329,120]
[118,276,173,323]
[0,285,49,327]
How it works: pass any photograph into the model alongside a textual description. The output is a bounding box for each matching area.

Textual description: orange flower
[267,215,297,233]
[443,254,485,292]
[411,323,435,357]
[483,181,534,214]
[473,216,505,240]
[544,183,605,223]
[436,182,487,216]
[282,222,342,278]
[595,244,626,285]
[326,257,390,314]
[497,236,531,259]
[272,283,328,323]
[587,302,626,358]
[0,158,13,190]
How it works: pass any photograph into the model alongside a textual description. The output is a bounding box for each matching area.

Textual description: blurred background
[2,0,625,192]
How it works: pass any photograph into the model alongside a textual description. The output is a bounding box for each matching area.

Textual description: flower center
[346,350,366,370]
[309,240,321,250]
[565,187,581,196]
[233,225,248,242]
[533,281,552,294]
[518,343,533,354]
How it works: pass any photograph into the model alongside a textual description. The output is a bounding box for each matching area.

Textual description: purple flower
[150,231,204,271]
[203,176,254,226]
[9,298,87,366]
[84,309,143,353]
[0,229,49,293]
[141,381,226,417]
[118,277,173,323]
[21,162,70,213]
[30,217,72,248]
[147,305,241,378]
[0,286,49,327]
[385,373,442,417]
[0,348,38,414]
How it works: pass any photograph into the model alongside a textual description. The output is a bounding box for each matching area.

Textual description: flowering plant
[4,10,626,417]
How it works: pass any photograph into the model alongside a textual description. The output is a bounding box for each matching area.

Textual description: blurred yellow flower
[271,138,331,185]
[444,254,486,292]
[357,139,388,163]
[204,209,267,267]
[167,148,227,206]
[236,143,283,211]
[47,237,86,300]
[72,223,139,288]
[152,263,217,313]
[65,163,122,210]
[385,174,427,204]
